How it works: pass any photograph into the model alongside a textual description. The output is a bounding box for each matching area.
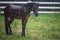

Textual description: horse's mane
[24,3,33,7]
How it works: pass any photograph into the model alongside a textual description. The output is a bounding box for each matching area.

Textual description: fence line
[0,6,60,9]
[0,1,60,4]
[1,11,60,14]
[0,1,60,13]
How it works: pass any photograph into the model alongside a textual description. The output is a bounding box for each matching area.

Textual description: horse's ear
[32,1,39,5]
[37,1,39,5]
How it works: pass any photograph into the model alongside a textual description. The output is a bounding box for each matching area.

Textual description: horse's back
[10,5,22,10]
[4,5,23,18]
[4,5,23,11]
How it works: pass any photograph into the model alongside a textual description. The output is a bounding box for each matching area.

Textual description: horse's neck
[25,5,33,14]
[27,7,32,12]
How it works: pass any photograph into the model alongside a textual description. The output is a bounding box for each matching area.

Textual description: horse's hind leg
[5,17,11,35]
[5,17,9,35]
[5,16,14,35]
[8,17,14,35]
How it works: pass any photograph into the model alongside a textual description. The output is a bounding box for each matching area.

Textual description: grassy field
[0,13,60,40]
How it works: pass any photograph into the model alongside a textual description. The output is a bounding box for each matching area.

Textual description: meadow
[0,13,60,40]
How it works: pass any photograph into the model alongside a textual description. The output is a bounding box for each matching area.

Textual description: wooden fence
[0,1,60,14]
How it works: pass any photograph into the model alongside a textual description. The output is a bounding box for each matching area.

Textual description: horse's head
[32,3,39,17]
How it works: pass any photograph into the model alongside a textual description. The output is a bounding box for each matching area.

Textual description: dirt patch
[28,30,36,32]
[12,26,22,32]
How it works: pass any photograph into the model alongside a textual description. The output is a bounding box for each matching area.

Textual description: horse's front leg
[22,15,29,37]
[22,19,26,37]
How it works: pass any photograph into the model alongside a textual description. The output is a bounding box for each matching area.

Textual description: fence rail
[1,11,60,14]
[0,6,60,9]
[0,1,60,4]
[0,1,60,13]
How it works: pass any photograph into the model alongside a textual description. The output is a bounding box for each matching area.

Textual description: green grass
[0,13,60,40]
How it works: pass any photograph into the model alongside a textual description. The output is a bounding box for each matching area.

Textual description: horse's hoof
[22,34,25,37]
[6,33,9,35]
[6,33,12,35]
[22,35,25,37]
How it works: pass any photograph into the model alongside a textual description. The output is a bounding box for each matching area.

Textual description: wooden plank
[0,1,60,4]
[0,6,60,9]
[0,11,60,14]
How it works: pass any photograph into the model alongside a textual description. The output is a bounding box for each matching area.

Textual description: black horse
[4,3,39,37]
